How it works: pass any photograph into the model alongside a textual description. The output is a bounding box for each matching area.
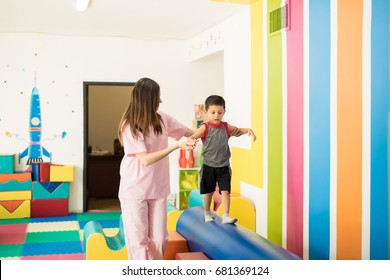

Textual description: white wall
[0,33,225,212]
[223,8,252,149]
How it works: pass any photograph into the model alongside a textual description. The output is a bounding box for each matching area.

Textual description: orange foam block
[163,231,189,260]
[0,172,31,183]
[176,252,210,260]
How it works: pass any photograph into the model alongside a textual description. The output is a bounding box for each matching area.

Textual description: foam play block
[176,252,210,260]
[177,207,301,260]
[163,231,189,260]
[39,162,50,182]
[167,209,182,231]
[84,220,189,260]
[31,198,69,217]
[0,172,31,183]
[0,200,30,219]
[216,196,256,231]
[212,187,239,211]
[31,163,40,181]
[0,179,32,192]
[0,190,31,201]
[84,217,128,260]
[0,154,14,174]
[188,189,214,209]
[32,182,70,199]
[50,165,74,182]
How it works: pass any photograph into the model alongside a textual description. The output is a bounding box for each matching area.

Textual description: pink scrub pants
[120,198,168,260]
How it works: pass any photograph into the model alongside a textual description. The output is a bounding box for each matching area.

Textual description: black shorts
[199,164,231,194]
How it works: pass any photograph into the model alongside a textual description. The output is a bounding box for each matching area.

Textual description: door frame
[83,81,134,212]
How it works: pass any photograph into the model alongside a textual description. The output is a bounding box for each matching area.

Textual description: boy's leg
[203,192,214,222]
[221,191,237,224]
[200,165,216,222]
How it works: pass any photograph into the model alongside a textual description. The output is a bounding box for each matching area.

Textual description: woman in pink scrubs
[117,77,196,260]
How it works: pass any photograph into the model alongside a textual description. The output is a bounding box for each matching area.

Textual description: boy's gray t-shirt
[201,122,231,167]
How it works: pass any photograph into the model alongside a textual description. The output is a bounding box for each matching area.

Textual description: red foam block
[31,198,69,217]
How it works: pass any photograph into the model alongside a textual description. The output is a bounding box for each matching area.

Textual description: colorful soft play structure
[176,206,300,260]
[0,154,74,219]
[83,189,301,260]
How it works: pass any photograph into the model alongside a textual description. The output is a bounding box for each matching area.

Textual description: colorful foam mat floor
[0,212,121,260]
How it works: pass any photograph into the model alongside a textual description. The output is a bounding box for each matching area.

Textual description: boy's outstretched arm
[240,128,256,141]
[228,124,256,141]
[189,125,206,140]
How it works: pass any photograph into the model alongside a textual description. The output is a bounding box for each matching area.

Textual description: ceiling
[0,0,247,40]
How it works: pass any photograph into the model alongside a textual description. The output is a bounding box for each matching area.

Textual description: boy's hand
[248,129,257,142]
[179,138,198,150]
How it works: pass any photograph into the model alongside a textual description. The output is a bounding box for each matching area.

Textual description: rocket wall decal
[19,86,52,164]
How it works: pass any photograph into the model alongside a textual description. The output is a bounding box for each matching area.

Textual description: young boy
[190,95,256,223]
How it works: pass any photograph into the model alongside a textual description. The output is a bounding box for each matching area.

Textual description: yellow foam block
[50,165,74,182]
[216,196,256,231]
[0,190,31,201]
[85,232,128,260]
[0,200,30,219]
[167,209,182,231]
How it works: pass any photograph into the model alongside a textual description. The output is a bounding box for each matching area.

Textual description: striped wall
[231,0,389,260]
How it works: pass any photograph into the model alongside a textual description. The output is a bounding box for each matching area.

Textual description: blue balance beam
[176,206,301,260]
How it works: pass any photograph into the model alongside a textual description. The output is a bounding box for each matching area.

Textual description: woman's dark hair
[118,77,163,143]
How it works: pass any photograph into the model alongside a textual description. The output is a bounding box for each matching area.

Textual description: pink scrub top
[118,111,188,200]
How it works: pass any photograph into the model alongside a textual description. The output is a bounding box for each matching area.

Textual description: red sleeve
[201,123,208,142]
[223,122,231,138]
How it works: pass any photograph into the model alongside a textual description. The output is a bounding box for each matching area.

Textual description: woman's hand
[178,138,198,150]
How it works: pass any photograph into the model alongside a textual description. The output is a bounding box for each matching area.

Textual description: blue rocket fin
[19,148,28,164]
[42,147,52,163]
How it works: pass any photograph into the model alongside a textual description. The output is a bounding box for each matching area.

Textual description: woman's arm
[184,128,196,138]
[136,139,196,167]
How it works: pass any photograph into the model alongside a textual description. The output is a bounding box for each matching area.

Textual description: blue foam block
[78,219,119,230]
[176,206,302,260]
[22,241,83,256]
[188,189,204,208]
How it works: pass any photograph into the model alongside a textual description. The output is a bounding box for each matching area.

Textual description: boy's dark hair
[205,95,225,110]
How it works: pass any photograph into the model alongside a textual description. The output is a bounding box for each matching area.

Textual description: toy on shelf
[179,149,187,168]
[187,150,194,168]
[178,169,199,210]
[193,104,205,128]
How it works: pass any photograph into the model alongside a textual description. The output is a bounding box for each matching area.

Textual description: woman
[118,77,196,260]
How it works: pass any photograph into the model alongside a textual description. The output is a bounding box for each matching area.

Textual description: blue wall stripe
[308,0,331,260]
[370,0,389,260]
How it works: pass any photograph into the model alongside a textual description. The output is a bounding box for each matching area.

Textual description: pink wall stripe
[286,0,304,257]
